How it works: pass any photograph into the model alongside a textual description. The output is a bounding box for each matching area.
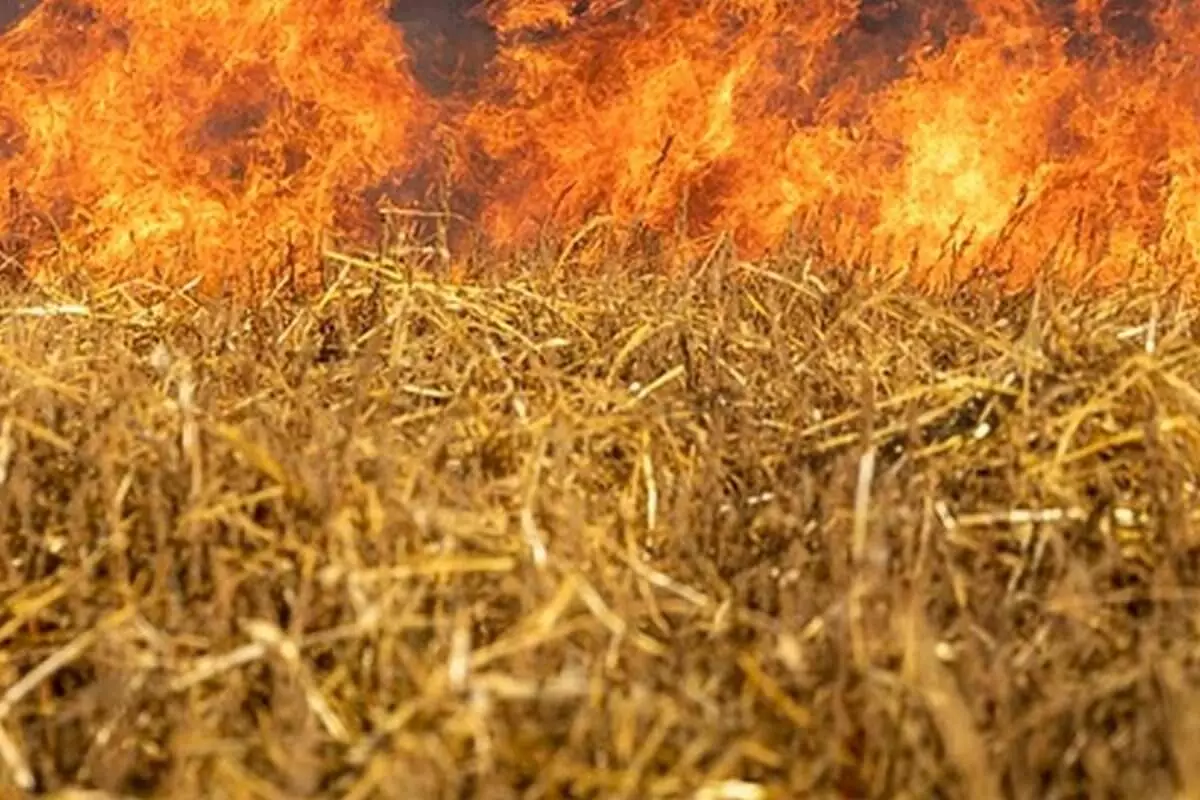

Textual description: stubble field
[1,241,1199,799]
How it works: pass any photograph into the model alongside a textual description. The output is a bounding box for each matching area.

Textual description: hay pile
[1,250,1198,798]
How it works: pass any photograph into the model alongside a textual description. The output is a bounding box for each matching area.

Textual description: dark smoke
[0,1,1168,82]
[0,0,36,33]
[388,0,496,96]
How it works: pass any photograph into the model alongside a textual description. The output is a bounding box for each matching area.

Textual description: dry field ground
[1,246,1199,798]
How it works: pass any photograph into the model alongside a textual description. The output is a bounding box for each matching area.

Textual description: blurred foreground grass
[1,250,1199,798]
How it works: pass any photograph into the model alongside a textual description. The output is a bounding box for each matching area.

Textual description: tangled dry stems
[0,245,1199,798]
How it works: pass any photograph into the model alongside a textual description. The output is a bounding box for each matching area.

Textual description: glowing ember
[1,0,1197,290]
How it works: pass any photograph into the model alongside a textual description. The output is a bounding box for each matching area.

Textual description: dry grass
[1,241,1199,798]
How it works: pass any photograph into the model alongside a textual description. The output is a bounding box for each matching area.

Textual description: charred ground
[1,244,1199,798]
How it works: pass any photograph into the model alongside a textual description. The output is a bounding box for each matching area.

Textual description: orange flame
[1,0,1198,290]
[0,0,427,286]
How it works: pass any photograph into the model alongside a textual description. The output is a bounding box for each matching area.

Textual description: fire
[0,0,427,287]
[1,0,1198,291]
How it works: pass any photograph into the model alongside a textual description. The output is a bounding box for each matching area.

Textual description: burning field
[3,0,1200,289]
[3,0,1200,797]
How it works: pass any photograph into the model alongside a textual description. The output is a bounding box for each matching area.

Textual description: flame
[1,0,1198,290]
[0,0,426,286]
